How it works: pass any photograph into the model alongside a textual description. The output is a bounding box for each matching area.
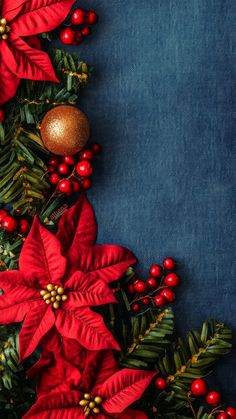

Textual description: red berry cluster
[190,379,236,418]
[60,8,98,46]
[0,209,29,235]
[48,143,101,195]
[127,257,180,313]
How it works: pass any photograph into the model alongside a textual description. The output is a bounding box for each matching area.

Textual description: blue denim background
[59,0,236,402]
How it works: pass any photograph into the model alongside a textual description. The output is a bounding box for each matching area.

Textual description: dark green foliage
[120,308,174,369]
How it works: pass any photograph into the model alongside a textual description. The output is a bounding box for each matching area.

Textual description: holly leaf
[55,306,120,351]
[11,0,76,36]
[99,369,156,414]
[56,194,97,257]
[19,217,66,287]
[4,33,58,82]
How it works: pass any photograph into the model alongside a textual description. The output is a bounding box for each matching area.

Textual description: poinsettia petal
[71,245,136,283]
[83,350,119,391]
[98,369,156,414]
[118,409,148,419]
[19,217,66,287]
[4,33,58,82]
[11,0,76,36]
[0,271,40,324]
[19,301,55,361]
[65,272,117,308]
[55,307,120,351]
[0,47,20,105]
[2,0,25,21]
[24,36,41,50]
[56,194,97,257]
[23,390,83,419]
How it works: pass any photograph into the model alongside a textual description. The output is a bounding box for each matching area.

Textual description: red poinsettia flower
[0,195,136,361]
[0,0,76,105]
[24,350,156,418]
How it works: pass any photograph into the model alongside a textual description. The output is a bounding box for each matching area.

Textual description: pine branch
[120,308,174,369]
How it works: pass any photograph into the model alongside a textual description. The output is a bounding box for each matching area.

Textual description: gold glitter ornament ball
[40,105,90,156]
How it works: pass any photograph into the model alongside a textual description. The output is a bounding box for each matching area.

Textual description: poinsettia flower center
[79,393,103,416]
[40,284,68,310]
[0,18,10,40]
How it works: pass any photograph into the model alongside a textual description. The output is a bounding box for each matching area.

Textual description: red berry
[154,377,168,391]
[58,163,70,176]
[226,407,236,418]
[0,209,8,224]
[48,165,55,173]
[74,31,83,45]
[71,8,86,25]
[81,178,92,190]
[80,149,95,160]
[0,108,5,123]
[60,28,76,45]
[146,277,158,290]
[217,414,229,419]
[160,289,175,303]
[71,179,81,193]
[127,284,135,295]
[153,295,166,307]
[76,160,93,177]
[2,216,17,233]
[149,264,162,278]
[142,297,150,305]
[48,157,61,167]
[131,303,140,312]
[190,379,208,397]
[206,391,221,405]
[19,219,29,235]
[91,143,102,154]
[86,10,98,25]
[163,257,176,270]
[81,26,91,36]
[58,179,73,195]
[63,155,76,165]
[164,273,180,287]
[133,280,147,294]
[50,173,60,185]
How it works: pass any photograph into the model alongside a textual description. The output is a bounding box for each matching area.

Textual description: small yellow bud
[61,294,68,301]
[5,26,10,33]
[93,407,100,414]
[45,299,51,305]
[57,287,64,295]
[50,297,56,302]
[0,26,5,34]
[50,290,57,297]
[47,284,54,292]
[79,399,89,407]
[84,393,91,400]
[43,293,51,300]
[56,295,61,301]
[94,396,102,404]
[40,290,47,296]
[1,33,8,40]
[89,401,96,409]
[53,301,60,310]
[0,18,7,26]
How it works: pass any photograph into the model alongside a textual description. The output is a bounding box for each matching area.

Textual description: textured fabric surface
[55,0,235,401]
